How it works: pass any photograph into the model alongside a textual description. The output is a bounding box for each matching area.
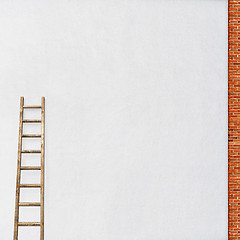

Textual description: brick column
[229,0,240,239]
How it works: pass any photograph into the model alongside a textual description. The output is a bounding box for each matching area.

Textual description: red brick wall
[229,0,240,239]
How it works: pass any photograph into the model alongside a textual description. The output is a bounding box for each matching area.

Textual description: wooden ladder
[13,97,45,240]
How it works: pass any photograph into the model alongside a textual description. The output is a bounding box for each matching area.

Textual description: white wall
[0,0,228,239]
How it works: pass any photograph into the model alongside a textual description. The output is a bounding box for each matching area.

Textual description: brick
[229,0,240,238]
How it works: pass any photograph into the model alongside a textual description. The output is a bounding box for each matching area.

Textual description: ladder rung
[20,166,41,170]
[18,222,40,226]
[22,134,41,138]
[19,202,41,207]
[23,106,41,109]
[23,120,41,123]
[20,184,41,188]
[21,150,41,153]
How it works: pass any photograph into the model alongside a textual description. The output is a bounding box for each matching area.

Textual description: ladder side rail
[13,97,24,240]
[40,97,45,240]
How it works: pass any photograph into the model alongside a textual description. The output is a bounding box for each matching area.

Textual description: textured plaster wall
[0,0,227,239]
